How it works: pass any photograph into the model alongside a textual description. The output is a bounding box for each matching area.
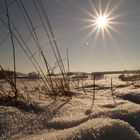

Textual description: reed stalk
[5,0,17,99]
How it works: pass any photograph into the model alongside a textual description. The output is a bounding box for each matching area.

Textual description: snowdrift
[22,118,140,140]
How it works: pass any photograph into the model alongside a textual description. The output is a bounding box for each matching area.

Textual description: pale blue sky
[0,0,140,73]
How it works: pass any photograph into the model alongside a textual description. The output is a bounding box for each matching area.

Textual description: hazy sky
[0,0,140,73]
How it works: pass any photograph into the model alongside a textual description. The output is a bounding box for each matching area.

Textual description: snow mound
[1,98,140,139]
[46,102,140,133]
[22,118,140,140]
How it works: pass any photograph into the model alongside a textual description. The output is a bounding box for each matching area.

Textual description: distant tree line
[119,74,140,81]
[28,72,40,78]
[0,70,15,79]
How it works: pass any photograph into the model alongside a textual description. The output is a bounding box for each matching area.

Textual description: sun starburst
[80,0,124,43]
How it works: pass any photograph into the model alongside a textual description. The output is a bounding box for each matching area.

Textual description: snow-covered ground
[0,75,140,140]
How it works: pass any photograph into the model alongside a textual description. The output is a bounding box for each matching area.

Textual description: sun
[80,0,124,43]
[96,16,108,28]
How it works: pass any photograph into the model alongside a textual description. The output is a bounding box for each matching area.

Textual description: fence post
[91,75,96,108]
[111,77,116,106]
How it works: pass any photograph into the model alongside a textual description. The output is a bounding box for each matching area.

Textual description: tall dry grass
[0,0,73,104]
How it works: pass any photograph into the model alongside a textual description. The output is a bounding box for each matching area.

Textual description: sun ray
[106,24,120,34]
[89,0,100,17]
[76,22,97,32]
[80,26,99,45]
[104,0,112,16]
[91,28,101,48]
[101,28,106,43]
[98,0,102,16]
[86,26,99,38]
[106,0,125,17]
[105,27,114,42]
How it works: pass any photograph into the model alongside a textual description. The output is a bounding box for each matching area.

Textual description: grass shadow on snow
[117,92,140,104]
[0,98,71,139]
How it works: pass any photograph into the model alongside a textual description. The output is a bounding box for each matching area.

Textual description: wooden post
[90,74,96,109]
[111,77,116,106]
[93,75,96,105]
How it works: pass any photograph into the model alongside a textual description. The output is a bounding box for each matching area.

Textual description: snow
[22,118,140,140]
[0,75,140,140]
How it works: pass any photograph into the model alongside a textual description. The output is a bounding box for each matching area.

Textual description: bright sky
[0,0,140,74]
